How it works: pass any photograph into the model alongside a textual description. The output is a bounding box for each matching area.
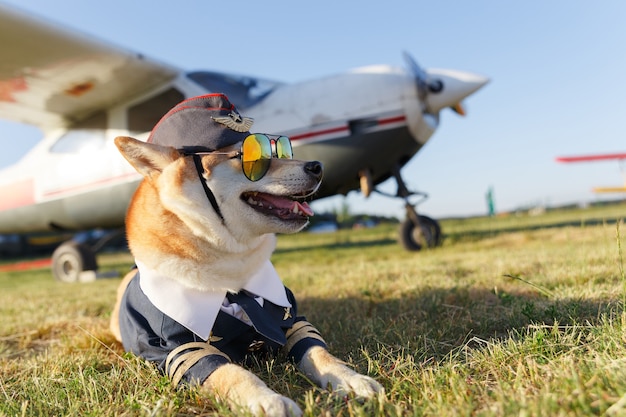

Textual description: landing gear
[51,241,97,282]
[399,214,441,251]
[365,164,442,251]
[50,229,124,282]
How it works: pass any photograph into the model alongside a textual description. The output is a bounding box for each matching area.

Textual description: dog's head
[115,94,323,249]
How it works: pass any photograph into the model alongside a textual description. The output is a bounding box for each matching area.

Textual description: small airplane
[0,4,488,282]
[556,152,626,193]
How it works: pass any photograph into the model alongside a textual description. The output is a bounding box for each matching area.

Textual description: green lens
[242,134,271,181]
[275,136,293,159]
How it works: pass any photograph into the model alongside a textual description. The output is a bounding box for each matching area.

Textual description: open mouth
[241,191,314,221]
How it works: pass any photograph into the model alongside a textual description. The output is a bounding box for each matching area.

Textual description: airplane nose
[424,69,490,114]
[305,161,323,180]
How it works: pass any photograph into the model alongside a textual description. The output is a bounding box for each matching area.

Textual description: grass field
[1,204,626,416]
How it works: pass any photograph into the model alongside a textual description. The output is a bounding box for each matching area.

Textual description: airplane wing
[0,4,180,129]
[555,152,626,163]
[556,151,626,193]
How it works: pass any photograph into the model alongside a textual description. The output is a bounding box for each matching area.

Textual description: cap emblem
[212,111,254,133]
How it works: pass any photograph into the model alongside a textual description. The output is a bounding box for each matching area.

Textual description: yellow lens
[275,136,293,159]
[242,134,271,181]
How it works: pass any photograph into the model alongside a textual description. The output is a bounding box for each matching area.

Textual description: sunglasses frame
[179,133,293,182]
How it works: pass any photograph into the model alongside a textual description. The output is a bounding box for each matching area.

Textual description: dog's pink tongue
[262,194,314,216]
[294,201,314,217]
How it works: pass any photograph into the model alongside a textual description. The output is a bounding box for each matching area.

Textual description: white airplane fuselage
[0,65,487,234]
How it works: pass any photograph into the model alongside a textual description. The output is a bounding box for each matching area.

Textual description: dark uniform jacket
[118,268,326,386]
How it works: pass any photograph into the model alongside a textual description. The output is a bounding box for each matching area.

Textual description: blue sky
[1,0,625,219]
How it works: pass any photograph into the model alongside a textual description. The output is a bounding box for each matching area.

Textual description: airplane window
[50,111,107,154]
[128,88,185,134]
[187,71,283,109]
[50,130,107,154]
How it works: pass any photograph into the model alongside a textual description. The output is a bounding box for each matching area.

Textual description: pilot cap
[147,94,253,152]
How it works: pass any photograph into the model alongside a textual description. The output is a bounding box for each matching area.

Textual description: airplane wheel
[51,242,98,283]
[399,215,442,251]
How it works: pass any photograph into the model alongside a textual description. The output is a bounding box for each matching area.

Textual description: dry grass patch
[1,205,626,416]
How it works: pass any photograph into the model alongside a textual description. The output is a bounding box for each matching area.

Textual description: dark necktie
[226,291,287,345]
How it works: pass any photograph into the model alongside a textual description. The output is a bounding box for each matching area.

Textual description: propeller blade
[402,51,430,104]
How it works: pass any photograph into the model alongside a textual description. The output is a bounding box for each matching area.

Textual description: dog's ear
[114,136,180,179]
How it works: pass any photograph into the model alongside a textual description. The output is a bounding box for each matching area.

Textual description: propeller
[402,51,443,114]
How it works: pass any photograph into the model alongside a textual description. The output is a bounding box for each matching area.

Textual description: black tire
[399,215,442,251]
[51,242,98,283]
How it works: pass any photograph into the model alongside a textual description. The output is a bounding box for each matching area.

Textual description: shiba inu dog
[109,94,382,416]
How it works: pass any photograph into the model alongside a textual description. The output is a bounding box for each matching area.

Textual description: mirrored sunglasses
[180,133,293,181]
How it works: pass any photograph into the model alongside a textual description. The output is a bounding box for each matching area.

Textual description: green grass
[2,204,626,416]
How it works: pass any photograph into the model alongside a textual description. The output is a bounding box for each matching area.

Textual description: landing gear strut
[370,164,442,251]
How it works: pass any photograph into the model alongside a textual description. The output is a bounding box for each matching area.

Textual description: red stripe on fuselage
[42,171,140,199]
[290,125,349,141]
[289,114,406,142]
[0,178,35,211]
[378,115,406,126]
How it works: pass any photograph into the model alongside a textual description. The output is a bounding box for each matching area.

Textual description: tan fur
[127,177,206,262]
[298,345,382,397]
[110,136,383,416]
[203,364,300,416]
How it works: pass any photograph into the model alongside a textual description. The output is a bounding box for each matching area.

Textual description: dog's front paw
[246,392,302,417]
[205,364,302,417]
[299,346,384,399]
[330,372,383,398]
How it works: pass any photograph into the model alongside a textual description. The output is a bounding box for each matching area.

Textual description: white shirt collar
[136,259,291,340]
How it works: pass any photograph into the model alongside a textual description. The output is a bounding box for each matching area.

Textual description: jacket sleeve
[119,273,231,386]
[282,287,327,363]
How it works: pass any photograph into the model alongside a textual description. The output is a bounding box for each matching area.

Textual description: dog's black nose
[305,161,323,180]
